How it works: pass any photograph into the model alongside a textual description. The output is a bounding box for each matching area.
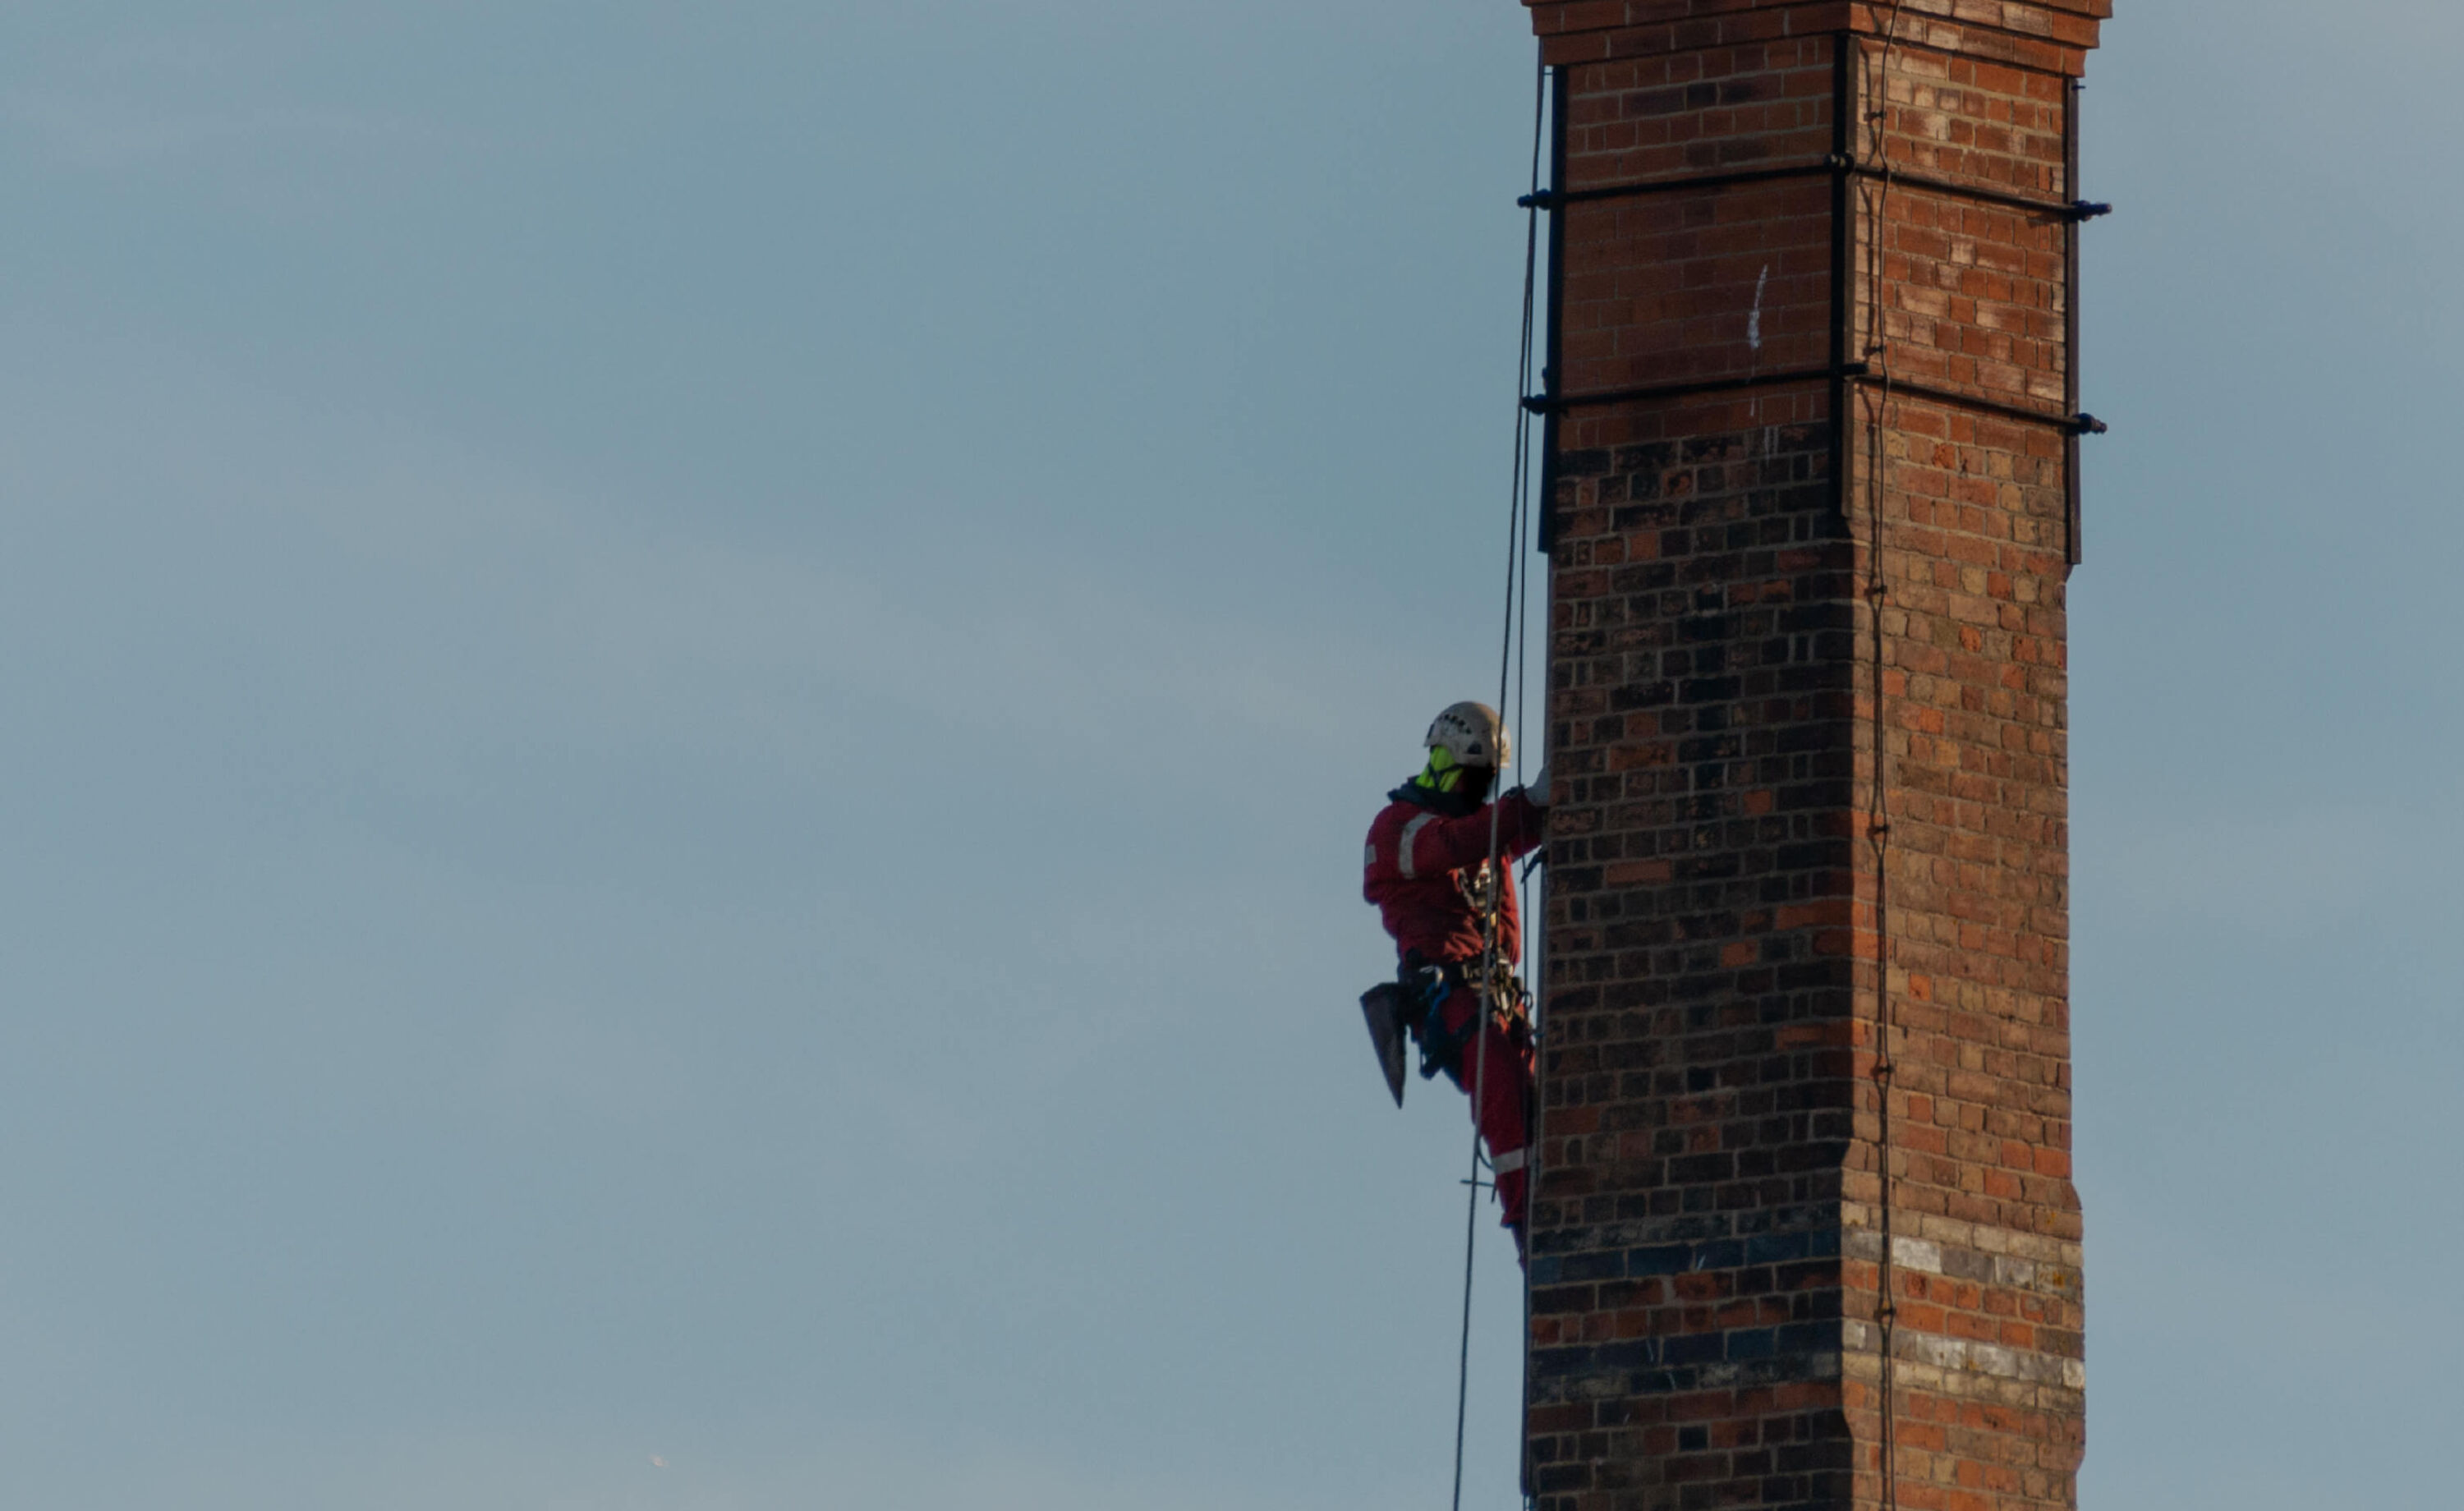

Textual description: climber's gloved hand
[1518,764,1551,808]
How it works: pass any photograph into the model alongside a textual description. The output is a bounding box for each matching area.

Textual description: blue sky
[1,3,2457,1508]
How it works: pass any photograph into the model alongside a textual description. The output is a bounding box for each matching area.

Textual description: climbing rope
[1855,7,1914,1509]
[1449,48,1549,1511]
[1504,64,1544,1511]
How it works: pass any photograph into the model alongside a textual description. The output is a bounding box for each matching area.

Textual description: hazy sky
[2,3,2457,1508]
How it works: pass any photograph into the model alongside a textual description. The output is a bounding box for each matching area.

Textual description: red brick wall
[1536,393,1861,1508]
[1858,44,2073,407]
[1519,3,2107,1508]
[1556,38,1836,393]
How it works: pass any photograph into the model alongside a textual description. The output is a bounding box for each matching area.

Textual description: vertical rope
[1510,67,1547,1508]
[1453,49,1550,1511]
[1856,7,1912,1509]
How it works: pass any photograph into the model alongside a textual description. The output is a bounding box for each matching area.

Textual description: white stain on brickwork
[1844,1320,2088,1394]
[1891,1235,1944,1274]
[1748,263,1770,352]
[1842,1220,2088,1400]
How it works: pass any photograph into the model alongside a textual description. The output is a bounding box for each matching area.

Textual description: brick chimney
[1519,3,2109,1509]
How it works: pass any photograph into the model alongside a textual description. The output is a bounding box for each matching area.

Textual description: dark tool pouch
[1395,952,1529,1086]
[1358,982,1412,1108]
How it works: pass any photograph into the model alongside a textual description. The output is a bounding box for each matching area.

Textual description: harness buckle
[1397,953,1529,1084]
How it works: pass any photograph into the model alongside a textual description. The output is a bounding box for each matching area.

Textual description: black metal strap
[1873,163,2110,223]
[1519,157,1846,209]
[1858,374,2108,437]
[1523,361,1866,416]
[1519,152,2111,224]
[1524,361,2105,438]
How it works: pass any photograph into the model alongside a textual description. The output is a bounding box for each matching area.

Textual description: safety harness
[1394,949,1532,1086]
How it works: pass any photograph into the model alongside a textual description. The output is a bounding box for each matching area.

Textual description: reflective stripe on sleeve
[1397,814,1437,880]
[1490,1148,1527,1175]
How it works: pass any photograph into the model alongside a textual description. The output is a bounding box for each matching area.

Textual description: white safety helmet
[1425,701,1510,770]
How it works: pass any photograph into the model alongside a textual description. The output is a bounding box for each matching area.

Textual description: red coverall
[1362,787,1546,1233]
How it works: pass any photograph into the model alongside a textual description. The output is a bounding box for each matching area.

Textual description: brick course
[1518,2,2105,1507]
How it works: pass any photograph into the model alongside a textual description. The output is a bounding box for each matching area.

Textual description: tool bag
[1357,952,1529,1106]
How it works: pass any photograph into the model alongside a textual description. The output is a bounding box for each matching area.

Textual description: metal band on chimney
[1519,155,2112,224]
[1525,365,2108,439]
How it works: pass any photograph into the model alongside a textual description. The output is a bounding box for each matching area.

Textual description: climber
[1360,700,1548,1259]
